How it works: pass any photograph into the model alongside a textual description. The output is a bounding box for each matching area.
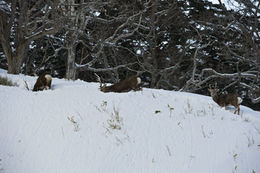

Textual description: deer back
[223,93,240,106]
[213,93,229,107]
[33,73,52,91]
[209,88,240,107]
[101,76,141,93]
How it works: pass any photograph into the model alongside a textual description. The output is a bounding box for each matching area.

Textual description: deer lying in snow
[95,74,142,93]
[33,73,52,91]
[208,86,242,115]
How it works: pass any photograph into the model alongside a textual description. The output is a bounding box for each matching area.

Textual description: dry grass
[107,107,122,130]
[0,76,18,87]
[67,116,80,132]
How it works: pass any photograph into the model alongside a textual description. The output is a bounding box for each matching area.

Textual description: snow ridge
[0,71,260,173]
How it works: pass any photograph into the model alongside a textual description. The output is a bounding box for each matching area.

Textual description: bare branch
[76,62,137,72]
[251,97,260,104]
[200,68,258,79]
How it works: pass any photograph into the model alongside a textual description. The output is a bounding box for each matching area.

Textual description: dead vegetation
[67,116,80,132]
[107,107,122,130]
[0,76,18,87]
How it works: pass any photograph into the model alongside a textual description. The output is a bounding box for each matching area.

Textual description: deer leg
[134,86,142,91]
[234,106,239,115]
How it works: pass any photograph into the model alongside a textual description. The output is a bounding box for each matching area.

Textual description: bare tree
[61,0,145,82]
[0,0,62,74]
[177,0,260,106]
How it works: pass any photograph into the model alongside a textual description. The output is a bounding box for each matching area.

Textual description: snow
[209,0,241,11]
[0,69,260,173]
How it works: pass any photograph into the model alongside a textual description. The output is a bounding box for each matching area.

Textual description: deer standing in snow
[33,73,52,91]
[208,85,242,115]
[95,74,142,93]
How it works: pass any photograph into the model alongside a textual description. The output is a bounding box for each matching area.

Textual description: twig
[24,80,30,91]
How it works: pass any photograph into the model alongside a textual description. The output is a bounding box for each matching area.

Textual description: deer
[208,84,243,115]
[95,73,142,93]
[33,73,52,91]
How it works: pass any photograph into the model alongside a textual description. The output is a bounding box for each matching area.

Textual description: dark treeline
[0,0,259,110]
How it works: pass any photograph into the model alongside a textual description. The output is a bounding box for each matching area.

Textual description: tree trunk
[7,59,20,74]
[2,43,22,74]
[6,44,27,74]
[66,46,77,80]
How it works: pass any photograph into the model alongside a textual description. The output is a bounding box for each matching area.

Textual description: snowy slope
[0,70,260,173]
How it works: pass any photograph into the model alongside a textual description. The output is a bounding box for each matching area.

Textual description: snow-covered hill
[0,70,260,173]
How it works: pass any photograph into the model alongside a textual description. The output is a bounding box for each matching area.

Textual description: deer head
[33,73,52,91]
[95,73,142,93]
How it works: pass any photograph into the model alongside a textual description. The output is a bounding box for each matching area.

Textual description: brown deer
[33,73,52,91]
[95,73,142,93]
[208,85,242,115]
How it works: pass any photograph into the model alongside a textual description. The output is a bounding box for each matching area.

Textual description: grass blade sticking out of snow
[107,106,122,130]
[67,116,80,132]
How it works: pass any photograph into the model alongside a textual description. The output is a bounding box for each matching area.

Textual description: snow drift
[0,70,259,173]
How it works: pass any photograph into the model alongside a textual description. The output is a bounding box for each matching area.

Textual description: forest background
[0,0,259,110]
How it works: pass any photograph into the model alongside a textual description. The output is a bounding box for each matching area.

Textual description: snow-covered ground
[0,70,259,173]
